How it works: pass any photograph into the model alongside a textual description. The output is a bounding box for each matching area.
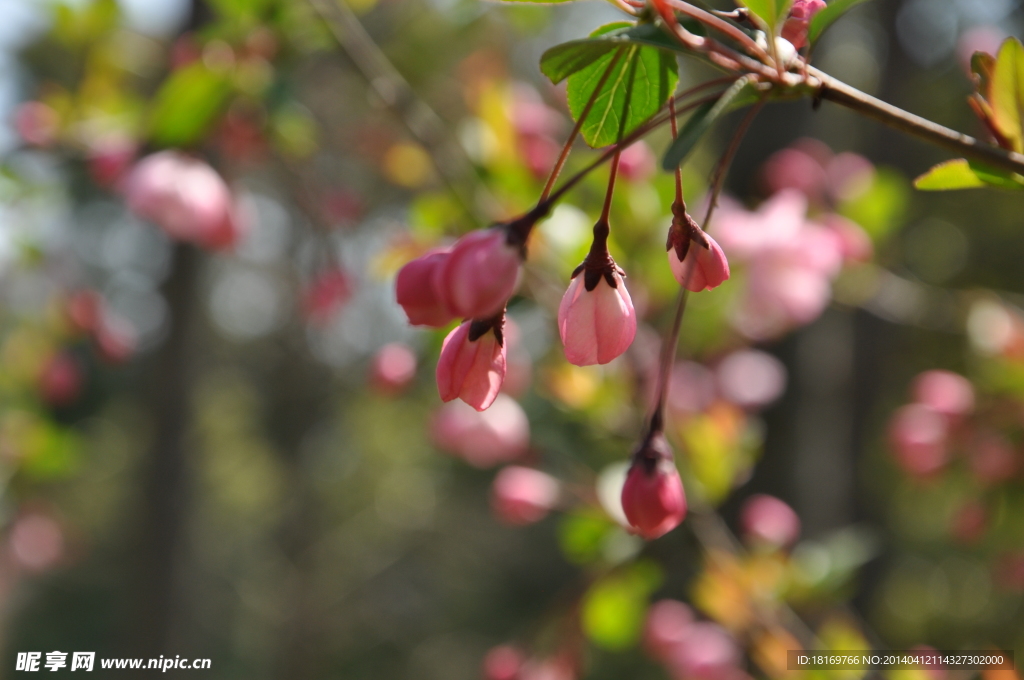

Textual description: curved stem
[704,96,767,227]
[541,52,625,202]
[662,0,769,62]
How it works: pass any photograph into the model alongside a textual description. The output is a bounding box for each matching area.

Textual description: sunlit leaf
[807,0,873,47]
[661,76,762,170]
[914,158,1024,191]
[989,37,1024,153]
[581,562,662,650]
[565,25,678,148]
[148,63,232,147]
[739,0,793,31]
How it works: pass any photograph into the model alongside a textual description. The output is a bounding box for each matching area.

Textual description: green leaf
[541,40,620,85]
[840,167,908,240]
[808,0,872,46]
[989,37,1024,153]
[148,63,232,147]
[566,32,678,148]
[914,158,1024,191]
[661,76,762,170]
[739,0,793,31]
[581,562,662,650]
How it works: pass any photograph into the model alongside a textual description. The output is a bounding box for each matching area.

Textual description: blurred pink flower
[618,141,657,183]
[716,190,846,339]
[303,268,353,325]
[369,343,417,396]
[761,147,827,200]
[483,645,525,680]
[491,466,560,525]
[667,361,717,416]
[967,432,1019,485]
[716,349,787,410]
[739,494,801,548]
[644,599,695,662]
[9,512,64,573]
[395,249,456,328]
[781,0,827,50]
[957,25,1006,74]
[664,622,742,680]
[434,228,521,320]
[431,394,530,467]
[14,101,60,147]
[822,214,873,263]
[436,320,506,411]
[126,151,244,250]
[558,269,637,366]
[911,370,975,420]
[38,352,83,408]
[888,403,949,478]
[87,135,137,189]
[826,152,875,203]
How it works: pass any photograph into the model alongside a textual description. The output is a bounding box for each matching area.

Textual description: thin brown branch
[810,66,1024,177]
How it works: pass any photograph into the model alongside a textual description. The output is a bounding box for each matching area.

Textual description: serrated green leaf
[914,158,1024,191]
[990,37,1024,153]
[661,76,762,170]
[740,0,792,31]
[148,63,232,147]
[913,160,986,191]
[566,36,678,148]
[808,0,872,46]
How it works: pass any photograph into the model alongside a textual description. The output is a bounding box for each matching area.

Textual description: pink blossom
[739,494,801,548]
[39,352,83,407]
[395,250,456,327]
[87,136,136,188]
[888,403,949,478]
[781,0,827,50]
[483,645,525,680]
[491,466,560,525]
[664,622,742,680]
[431,394,530,468]
[621,434,687,539]
[9,512,64,572]
[558,269,637,366]
[667,361,717,416]
[618,141,657,183]
[760,147,827,199]
[826,152,875,202]
[125,151,244,250]
[911,370,974,420]
[644,600,694,662]
[434,228,522,320]
[823,214,873,263]
[669,233,730,292]
[716,349,787,410]
[437,319,506,411]
[369,343,417,395]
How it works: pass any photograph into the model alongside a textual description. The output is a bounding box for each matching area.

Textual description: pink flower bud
[126,151,244,250]
[395,250,456,327]
[370,343,417,396]
[437,318,507,411]
[491,466,560,525]
[434,228,522,320]
[781,0,827,50]
[483,645,525,680]
[911,370,974,420]
[664,622,741,680]
[621,433,687,539]
[669,234,731,292]
[888,403,949,478]
[39,353,83,407]
[431,395,530,468]
[558,267,637,367]
[739,494,801,548]
[644,599,694,662]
